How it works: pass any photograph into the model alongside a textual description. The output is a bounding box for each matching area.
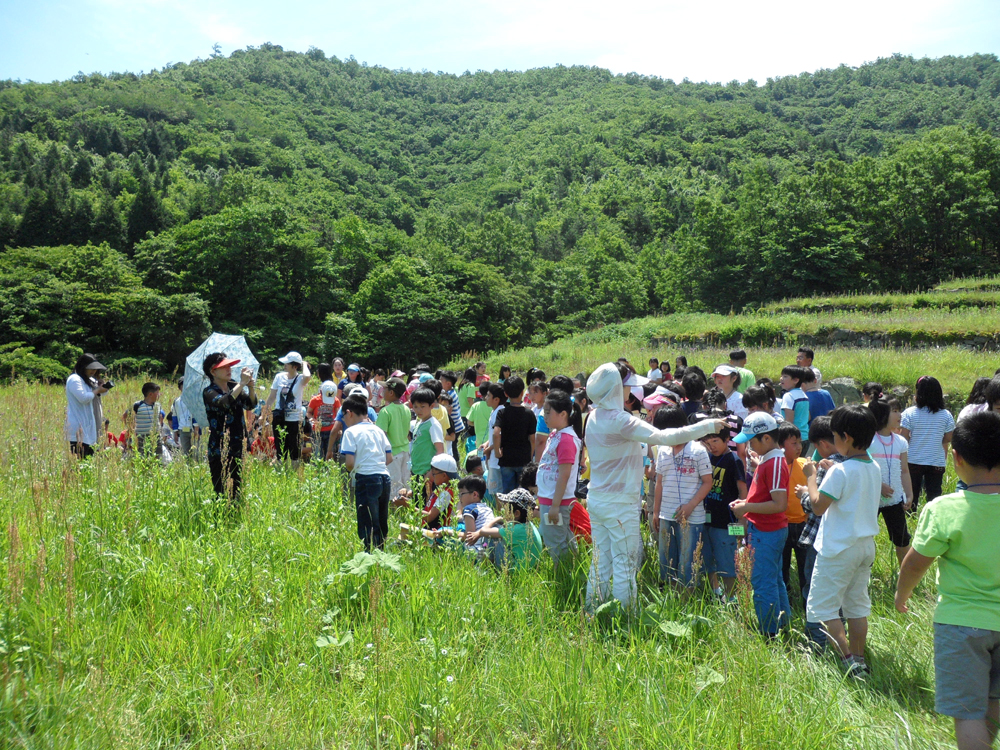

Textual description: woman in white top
[65,353,112,458]
[265,351,311,465]
[899,376,955,513]
[711,365,748,419]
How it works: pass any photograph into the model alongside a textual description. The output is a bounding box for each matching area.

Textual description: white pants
[586,495,643,609]
[388,449,411,496]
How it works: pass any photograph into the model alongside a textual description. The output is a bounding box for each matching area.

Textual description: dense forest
[1,46,1000,377]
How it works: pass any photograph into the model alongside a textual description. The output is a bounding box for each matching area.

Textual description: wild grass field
[0,376,964,748]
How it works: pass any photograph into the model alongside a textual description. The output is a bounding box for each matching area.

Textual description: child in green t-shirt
[896,411,1000,750]
[466,382,493,455]
[468,487,542,572]
[376,378,412,495]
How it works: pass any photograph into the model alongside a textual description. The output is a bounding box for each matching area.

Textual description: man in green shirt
[729,350,756,395]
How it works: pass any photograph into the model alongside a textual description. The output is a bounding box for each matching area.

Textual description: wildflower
[446,675,454,683]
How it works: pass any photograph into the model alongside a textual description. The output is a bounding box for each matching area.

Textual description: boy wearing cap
[376,378,412,495]
[341,396,394,551]
[729,412,790,637]
[801,405,881,676]
[308,381,340,460]
[265,351,311,465]
[423,453,458,529]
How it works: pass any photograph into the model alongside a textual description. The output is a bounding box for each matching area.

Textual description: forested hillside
[1,46,1000,376]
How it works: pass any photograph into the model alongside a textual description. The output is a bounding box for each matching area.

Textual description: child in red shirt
[730,412,790,636]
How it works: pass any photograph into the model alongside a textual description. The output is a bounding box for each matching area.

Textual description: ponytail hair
[862,382,884,401]
[545,389,583,439]
[868,394,890,431]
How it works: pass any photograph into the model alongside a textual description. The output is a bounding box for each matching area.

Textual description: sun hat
[212,357,241,370]
[733,412,779,444]
[391,370,406,379]
[497,487,537,510]
[430,454,458,474]
[711,365,738,378]
[418,372,435,384]
[354,387,370,401]
[347,363,361,372]
[278,351,303,365]
[320,381,337,404]
[622,372,649,388]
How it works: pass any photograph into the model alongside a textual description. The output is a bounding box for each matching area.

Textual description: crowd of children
[92,347,1000,749]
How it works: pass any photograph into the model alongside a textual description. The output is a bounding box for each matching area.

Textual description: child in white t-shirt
[650,406,713,588]
[341,396,393,552]
[868,396,914,566]
[802,405,881,677]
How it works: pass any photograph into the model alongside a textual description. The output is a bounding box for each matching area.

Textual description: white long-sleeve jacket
[585,363,717,504]
[65,373,99,445]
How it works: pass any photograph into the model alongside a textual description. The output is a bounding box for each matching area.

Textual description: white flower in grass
[446,675,454,683]
[440,648,448,655]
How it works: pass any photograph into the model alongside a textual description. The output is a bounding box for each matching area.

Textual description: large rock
[823,378,862,406]
[890,385,913,407]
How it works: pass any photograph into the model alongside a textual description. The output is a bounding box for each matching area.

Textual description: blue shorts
[704,526,738,578]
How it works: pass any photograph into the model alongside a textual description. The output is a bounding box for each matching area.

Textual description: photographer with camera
[264,351,311,467]
[65,353,114,458]
[203,353,258,501]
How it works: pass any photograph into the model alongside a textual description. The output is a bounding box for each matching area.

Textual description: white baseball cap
[278,351,303,365]
[733,412,779,444]
[320,381,337,404]
[712,365,738,378]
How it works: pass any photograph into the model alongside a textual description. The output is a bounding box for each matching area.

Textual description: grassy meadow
[0,375,965,749]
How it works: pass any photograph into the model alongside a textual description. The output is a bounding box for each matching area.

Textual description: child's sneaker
[713,586,725,601]
[844,655,866,679]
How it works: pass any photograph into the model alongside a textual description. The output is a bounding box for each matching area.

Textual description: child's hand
[881,482,894,498]
[676,502,696,521]
[801,461,816,478]
[795,484,808,499]
[729,500,748,518]
[819,459,834,471]
[650,515,659,534]
[465,530,480,545]
[747,450,761,471]
[904,496,913,510]
[894,591,910,614]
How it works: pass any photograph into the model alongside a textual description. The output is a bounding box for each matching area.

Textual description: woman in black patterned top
[202,353,257,501]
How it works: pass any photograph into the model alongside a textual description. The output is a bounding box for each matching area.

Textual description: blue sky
[1,0,998,84]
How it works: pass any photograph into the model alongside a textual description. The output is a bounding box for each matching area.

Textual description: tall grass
[0,379,958,747]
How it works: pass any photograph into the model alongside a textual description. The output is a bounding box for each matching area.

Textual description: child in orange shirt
[778,420,809,604]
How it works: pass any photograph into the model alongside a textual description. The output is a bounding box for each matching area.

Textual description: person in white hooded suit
[585,363,724,608]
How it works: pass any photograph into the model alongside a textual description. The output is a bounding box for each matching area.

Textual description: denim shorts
[703,526,738,578]
[934,622,1000,719]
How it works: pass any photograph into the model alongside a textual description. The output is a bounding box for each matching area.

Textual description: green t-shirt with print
[912,490,1000,630]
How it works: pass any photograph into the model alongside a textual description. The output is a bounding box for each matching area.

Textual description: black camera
[103,379,115,390]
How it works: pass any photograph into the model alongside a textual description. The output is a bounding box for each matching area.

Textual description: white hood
[586,362,717,504]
